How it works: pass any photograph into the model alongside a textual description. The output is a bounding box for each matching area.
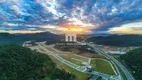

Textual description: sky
[0,0,142,34]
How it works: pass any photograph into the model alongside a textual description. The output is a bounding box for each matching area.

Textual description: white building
[65,34,77,42]
[107,51,126,54]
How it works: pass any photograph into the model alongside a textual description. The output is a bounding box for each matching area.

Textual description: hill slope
[87,35,142,46]
[0,32,59,44]
[0,44,75,80]
[121,48,142,80]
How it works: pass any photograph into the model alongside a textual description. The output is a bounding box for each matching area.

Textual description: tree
[0,44,76,80]
[121,48,142,80]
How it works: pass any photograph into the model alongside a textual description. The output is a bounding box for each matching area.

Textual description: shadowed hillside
[0,32,59,44]
[121,48,142,80]
[87,35,142,47]
[0,44,76,80]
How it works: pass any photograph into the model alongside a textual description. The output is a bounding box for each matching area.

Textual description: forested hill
[120,48,142,80]
[0,32,59,44]
[87,35,142,47]
[0,44,75,80]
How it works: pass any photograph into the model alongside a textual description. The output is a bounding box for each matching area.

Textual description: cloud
[0,0,142,34]
[108,22,142,34]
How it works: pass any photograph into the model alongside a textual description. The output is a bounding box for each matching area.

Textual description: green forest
[0,32,59,44]
[121,48,142,80]
[87,35,142,47]
[0,44,75,80]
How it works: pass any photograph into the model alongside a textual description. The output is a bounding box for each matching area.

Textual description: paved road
[37,43,87,72]
[85,42,134,80]
[37,42,114,79]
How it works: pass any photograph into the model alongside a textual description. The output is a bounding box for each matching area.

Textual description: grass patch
[40,48,90,80]
[45,47,88,66]
[60,54,84,66]
[72,55,89,62]
[39,48,46,53]
[91,59,115,75]
[49,55,90,80]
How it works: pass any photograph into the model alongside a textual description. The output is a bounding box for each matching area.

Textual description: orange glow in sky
[56,24,89,34]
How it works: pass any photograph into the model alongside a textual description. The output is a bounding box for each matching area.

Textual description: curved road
[86,42,134,80]
[37,42,115,79]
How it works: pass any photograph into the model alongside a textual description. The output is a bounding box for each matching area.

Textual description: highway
[85,42,134,80]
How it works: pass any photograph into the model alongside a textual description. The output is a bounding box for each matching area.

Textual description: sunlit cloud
[108,22,142,34]
[40,25,58,29]
[0,0,142,34]
[67,18,94,28]
[39,24,90,34]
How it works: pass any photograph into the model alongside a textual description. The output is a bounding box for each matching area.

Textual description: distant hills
[0,32,59,44]
[1,32,142,47]
[87,34,142,47]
